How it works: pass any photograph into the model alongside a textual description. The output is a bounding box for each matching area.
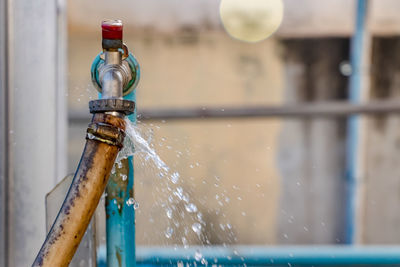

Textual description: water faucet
[32,20,139,267]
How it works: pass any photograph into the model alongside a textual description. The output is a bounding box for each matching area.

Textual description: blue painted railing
[345,0,369,244]
[99,245,400,266]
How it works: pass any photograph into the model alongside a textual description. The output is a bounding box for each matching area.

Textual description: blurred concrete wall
[363,37,400,244]
[278,39,348,244]
[69,0,400,36]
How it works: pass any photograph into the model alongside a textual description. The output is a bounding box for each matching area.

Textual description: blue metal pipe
[135,246,400,266]
[106,89,136,267]
[93,49,140,267]
[345,0,369,244]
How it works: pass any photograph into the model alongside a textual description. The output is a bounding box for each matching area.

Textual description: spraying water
[111,119,238,263]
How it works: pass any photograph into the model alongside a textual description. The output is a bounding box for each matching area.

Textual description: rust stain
[115,246,123,267]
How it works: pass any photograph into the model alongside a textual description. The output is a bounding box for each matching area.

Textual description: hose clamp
[86,122,126,148]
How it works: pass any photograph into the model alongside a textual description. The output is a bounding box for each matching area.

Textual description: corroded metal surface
[106,158,131,215]
[89,99,135,115]
[87,122,125,148]
[32,114,126,267]
[106,155,136,267]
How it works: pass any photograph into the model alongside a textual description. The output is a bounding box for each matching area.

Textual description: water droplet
[174,220,180,227]
[194,250,202,261]
[166,208,173,219]
[126,198,135,206]
[174,187,184,200]
[185,203,198,213]
[165,227,173,239]
[182,237,188,248]
[170,172,180,184]
[126,198,139,210]
[283,233,289,239]
[192,223,202,235]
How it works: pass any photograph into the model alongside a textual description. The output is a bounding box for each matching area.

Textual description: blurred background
[68,0,400,247]
[3,0,400,266]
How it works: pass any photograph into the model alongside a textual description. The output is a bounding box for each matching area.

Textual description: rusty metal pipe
[32,113,126,267]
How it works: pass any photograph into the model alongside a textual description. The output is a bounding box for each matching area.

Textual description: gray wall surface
[364,37,400,244]
[69,0,400,36]
[278,39,349,244]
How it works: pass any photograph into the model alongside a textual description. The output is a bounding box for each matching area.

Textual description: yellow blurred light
[220,0,284,43]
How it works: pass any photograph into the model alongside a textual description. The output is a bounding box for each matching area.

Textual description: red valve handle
[102,19,123,40]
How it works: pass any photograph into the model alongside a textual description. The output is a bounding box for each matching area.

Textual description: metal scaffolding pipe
[68,100,400,123]
[136,246,400,266]
[345,0,370,244]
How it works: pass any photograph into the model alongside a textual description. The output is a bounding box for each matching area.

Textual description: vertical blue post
[345,0,369,244]
[106,88,136,267]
